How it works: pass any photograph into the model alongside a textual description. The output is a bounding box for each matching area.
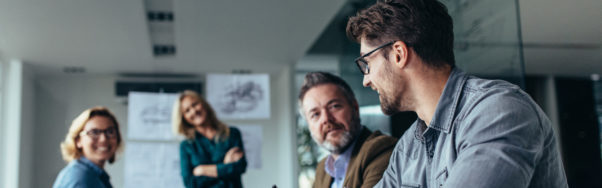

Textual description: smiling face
[180,96,207,127]
[76,116,118,168]
[360,39,411,115]
[302,84,361,154]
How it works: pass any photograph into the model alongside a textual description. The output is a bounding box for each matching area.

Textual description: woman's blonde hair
[60,106,123,163]
[172,90,230,141]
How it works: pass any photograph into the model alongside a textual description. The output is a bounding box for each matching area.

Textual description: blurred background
[1,0,600,187]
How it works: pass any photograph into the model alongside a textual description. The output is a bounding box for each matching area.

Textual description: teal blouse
[179,126,247,188]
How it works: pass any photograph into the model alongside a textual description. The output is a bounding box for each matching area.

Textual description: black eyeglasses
[80,127,118,140]
[354,41,395,75]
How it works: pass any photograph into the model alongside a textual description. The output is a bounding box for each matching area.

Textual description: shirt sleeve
[443,91,544,188]
[180,141,218,187]
[216,127,248,179]
[374,140,403,188]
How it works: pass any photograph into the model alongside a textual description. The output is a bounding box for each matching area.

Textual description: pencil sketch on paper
[124,142,184,188]
[236,125,263,169]
[127,92,180,140]
[140,104,172,125]
[218,81,264,114]
[206,74,270,119]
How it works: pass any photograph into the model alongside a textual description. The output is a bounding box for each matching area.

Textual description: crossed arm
[192,147,244,177]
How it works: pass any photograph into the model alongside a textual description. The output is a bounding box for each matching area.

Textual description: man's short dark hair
[298,72,357,108]
[346,0,455,68]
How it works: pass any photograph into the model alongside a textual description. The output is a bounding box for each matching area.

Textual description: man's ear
[392,41,410,69]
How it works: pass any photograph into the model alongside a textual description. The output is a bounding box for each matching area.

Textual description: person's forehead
[303,84,345,107]
[181,96,198,106]
[85,116,114,129]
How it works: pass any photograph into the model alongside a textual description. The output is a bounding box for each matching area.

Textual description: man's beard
[312,113,361,155]
[380,63,402,115]
[380,92,401,115]
[319,130,353,154]
[379,61,408,115]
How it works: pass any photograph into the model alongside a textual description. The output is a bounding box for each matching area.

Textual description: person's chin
[321,141,342,153]
[95,153,112,159]
[94,150,115,159]
[325,130,344,140]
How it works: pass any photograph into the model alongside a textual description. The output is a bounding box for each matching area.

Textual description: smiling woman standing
[53,106,123,188]
[173,90,247,188]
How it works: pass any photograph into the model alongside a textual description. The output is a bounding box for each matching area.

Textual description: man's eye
[329,104,342,109]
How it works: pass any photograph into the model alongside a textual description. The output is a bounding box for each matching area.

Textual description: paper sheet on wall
[236,125,263,169]
[127,92,179,140]
[124,142,183,188]
[206,74,270,119]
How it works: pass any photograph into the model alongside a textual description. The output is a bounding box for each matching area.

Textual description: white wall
[0,60,36,188]
[19,61,36,188]
[31,66,297,188]
[2,60,22,188]
[0,59,4,188]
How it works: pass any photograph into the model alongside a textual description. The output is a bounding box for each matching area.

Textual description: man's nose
[362,74,371,87]
[319,110,335,125]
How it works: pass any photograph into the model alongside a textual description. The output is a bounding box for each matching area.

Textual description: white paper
[206,74,270,119]
[127,92,179,140]
[236,125,263,169]
[124,142,184,188]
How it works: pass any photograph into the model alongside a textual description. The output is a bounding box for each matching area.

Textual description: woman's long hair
[172,90,230,142]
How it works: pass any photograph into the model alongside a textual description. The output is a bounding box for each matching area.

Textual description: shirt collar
[324,139,357,179]
[79,157,110,180]
[416,68,467,135]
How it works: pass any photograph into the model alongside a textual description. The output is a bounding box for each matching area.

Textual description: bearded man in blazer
[298,72,397,188]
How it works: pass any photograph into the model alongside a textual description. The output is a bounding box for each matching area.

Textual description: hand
[193,165,217,177]
[224,147,244,164]
[193,165,205,176]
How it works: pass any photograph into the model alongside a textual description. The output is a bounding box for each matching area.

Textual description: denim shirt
[53,157,112,188]
[375,68,568,188]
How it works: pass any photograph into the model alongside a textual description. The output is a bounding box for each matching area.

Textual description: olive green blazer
[314,127,397,188]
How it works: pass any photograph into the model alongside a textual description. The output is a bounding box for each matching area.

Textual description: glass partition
[441,0,525,87]
[594,76,602,161]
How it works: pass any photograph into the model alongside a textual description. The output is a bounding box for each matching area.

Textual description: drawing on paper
[218,81,264,114]
[128,92,180,140]
[206,74,270,119]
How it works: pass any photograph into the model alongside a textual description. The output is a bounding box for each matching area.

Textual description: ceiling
[0,0,346,75]
[0,0,600,77]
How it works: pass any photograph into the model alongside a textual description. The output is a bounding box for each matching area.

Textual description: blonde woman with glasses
[53,106,122,188]
[173,90,247,188]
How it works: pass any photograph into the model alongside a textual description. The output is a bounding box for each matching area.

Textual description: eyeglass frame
[79,127,118,140]
[354,41,396,75]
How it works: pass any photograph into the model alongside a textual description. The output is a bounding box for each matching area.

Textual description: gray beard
[312,112,362,155]
[319,131,353,154]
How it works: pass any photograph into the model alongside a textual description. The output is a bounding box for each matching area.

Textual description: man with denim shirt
[345,0,568,187]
